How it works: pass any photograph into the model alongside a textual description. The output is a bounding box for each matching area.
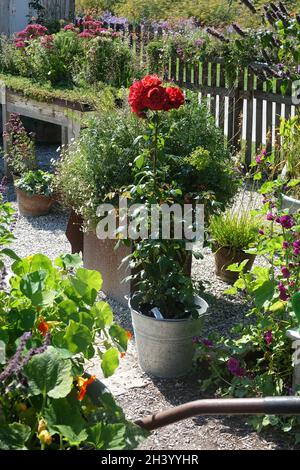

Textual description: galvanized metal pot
[128,295,209,379]
[282,194,300,214]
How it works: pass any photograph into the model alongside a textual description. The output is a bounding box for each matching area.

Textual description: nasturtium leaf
[55,253,83,270]
[24,346,73,398]
[20,270,57,306]
[44,397,87,445]
[58,299,78,319]
[101,347,119,378]
[17,308,36,330]
[109,324,128,351]
[71,268,103,305]
[30,254,54,274]
[63,320,92,354]
[91,301,113,329]
[11,258,31,276]
[87,423,126,450]
[0,423,31,450]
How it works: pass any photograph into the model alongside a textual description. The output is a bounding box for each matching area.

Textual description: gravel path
[3,161,298,450]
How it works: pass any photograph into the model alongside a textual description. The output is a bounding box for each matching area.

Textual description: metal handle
[135,397,300,431]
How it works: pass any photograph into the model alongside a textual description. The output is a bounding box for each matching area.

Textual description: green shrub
[76,36,141,88]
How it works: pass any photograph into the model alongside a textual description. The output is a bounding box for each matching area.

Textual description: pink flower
[281,267,291,278]
[227,358,246,377]
[15,40,26,49]
[202,339,214,348]
[64,23,76,31]
[276,215,295,229]
[264,330,273,345]
[278,282,289,301]
[266,212,275,221]
[255,155,262,164]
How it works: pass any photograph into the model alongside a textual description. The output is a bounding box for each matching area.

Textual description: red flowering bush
[14,24,48,48]
[128,75,185,117]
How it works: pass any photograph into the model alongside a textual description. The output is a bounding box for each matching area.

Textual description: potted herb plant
[123,75,209,378]
[15,170,55,216]
[208,209,259,284]
[279,116,300,214]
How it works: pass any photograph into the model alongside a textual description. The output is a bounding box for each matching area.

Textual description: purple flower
[192,336,200,344]
[282,241,289,249]
[278,282,289,301]
[276,215,295,229]
[255,155,262,164]
[259,229,265,235]
[293,240,300,249]
[202,339,214,348]
[264,330,273,345]
[227,358,246,377]
[266,212,275,221]
[281,267,291,278]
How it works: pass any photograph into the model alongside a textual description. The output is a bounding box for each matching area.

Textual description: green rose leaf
[91,301,113,329]
[63,320,92,354]
[101,347,119,378]
[0,423,31,450]
[24,347,73,398]
[254,280,275,309]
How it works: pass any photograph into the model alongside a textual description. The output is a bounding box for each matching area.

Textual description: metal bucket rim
[128,294,209,323]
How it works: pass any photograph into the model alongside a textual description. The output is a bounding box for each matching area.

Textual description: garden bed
[5,173,298,450]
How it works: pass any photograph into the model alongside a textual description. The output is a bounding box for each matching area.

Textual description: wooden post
[232,68,244,153]
[245,69,254,167]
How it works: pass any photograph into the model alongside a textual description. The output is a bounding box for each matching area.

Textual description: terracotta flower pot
[214,246,256,284]
[16,188,54,217]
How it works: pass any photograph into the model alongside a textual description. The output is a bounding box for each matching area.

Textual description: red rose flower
[128,80,146,114]
[164,87,185,110]
[143,86,168,111]
[141,75,162,90]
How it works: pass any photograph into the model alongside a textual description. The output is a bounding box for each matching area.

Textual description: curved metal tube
[136,397,300,431]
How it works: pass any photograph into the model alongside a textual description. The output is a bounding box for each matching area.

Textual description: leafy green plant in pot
[208,209,260,284]
[125,75,209,379]
[15,170,55,216]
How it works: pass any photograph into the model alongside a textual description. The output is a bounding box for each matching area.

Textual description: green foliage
[3,113,37,177]
[15,170,54,197]
[0,228,146,449]
[196,178,300,440]
[279,116,300,198]
[208,209,260,250]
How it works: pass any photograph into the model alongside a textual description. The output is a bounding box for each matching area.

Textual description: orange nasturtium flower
[76,375,96,401]
[38,319,49,336]
[120,352,126,359]
[126,331,133,340]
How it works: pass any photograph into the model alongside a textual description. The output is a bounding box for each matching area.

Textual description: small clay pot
[214,246,256,284]
[16,188,54,217]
